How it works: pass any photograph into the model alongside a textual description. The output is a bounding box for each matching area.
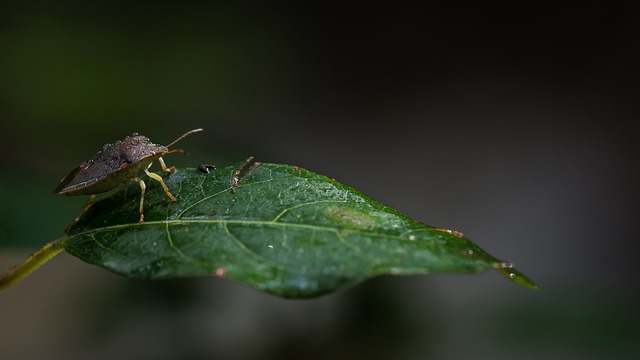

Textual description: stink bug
[55,128,203,229]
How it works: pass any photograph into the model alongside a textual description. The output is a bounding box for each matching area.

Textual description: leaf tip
[494,262,539,290]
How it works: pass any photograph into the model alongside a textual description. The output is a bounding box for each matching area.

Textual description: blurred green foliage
[0,2,288,127]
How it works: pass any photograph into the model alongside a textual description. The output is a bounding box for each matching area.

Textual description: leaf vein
[165,221,190,259]
[222,223,285,272]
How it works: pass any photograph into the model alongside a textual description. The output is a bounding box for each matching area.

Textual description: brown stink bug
[55,128,203,229]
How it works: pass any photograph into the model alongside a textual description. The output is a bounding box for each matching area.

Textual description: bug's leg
[158,157,175,173]
[65,184,125,232]
[77,194,100,219]
[65,196,97,232]
[83,195,97,211]
[145,169,176,201]
[134,177,146,223]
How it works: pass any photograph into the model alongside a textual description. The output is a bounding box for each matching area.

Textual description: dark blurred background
[1,2,638,359]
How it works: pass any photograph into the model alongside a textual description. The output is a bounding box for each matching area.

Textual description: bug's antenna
[167,128,204,148]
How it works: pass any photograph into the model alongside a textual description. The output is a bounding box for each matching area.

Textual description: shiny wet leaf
[62,161,536,298]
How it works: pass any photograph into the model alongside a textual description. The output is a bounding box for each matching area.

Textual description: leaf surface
[63,161,536,297]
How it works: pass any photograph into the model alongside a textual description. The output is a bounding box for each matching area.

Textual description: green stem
[0,238,66,291]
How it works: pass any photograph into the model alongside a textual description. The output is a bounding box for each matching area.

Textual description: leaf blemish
[325,205,376,230]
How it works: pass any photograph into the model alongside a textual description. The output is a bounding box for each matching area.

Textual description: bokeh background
[1,2,638,359]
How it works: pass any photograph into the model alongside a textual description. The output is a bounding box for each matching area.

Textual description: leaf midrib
[65,218,438,247]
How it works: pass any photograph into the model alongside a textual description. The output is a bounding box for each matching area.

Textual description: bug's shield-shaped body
[55,135,169,196]
[55,128,201,231]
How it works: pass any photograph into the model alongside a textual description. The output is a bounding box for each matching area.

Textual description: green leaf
[61,160,536,298]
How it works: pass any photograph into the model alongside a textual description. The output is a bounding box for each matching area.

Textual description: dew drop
[461,248,474,256]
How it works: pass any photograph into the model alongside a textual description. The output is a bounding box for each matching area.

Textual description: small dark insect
[198,164,216,174]
[55,128,203,229]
